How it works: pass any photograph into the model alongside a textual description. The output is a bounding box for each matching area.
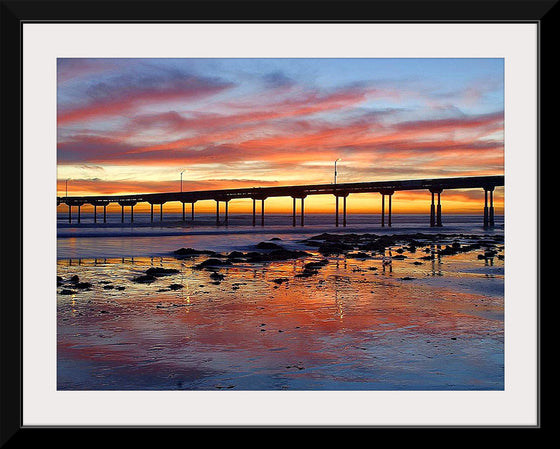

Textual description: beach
[57,214,504,390]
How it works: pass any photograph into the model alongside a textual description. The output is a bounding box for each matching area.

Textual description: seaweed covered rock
[227,251,245,260]
[60,289,77,295]
[271,278,289,285]
[296,259,329,277]
[358,235,397,253]
[346,252,371,259]
[194,258,233,269]
[244,249,309,263]
[317,241,353,255]
[133,274,157,283]
[256,241,283,250]
[174,248,216,257]
[210,272,225,282]
[146,267,180,276]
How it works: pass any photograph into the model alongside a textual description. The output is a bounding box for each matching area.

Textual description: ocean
[57,213,504,259]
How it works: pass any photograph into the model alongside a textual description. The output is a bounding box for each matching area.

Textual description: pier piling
[216,200,220,226]
[388,194,392,227]
[484,186,495,227]
[335,196,339,227]
[429,188,443,227]
[437,191,442,227]
[343,195,347,227]
[484,189,489,227]
[430,191,435,227]
[380,190,394,227]
[489,188,495,226]
[225,200,229,226]
[381,194,385,227]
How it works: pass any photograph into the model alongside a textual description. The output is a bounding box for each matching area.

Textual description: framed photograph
[1,0,549,437]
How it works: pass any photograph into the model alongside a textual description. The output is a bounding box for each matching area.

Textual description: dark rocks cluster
[295,259,329,278]
[59,232,503,298]
[59,266,183,296]
[58,274,94,295]
[301,232,504,261]
[176,241,316,284]
[180,242,311,270]
[133,267,180,283]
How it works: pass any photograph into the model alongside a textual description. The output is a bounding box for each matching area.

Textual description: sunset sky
[57,58,504,213]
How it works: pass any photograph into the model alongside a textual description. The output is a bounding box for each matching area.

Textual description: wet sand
[57,232,504,390]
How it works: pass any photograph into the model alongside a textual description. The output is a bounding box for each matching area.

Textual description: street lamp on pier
[334,158,341,184]
[180,170,185,192]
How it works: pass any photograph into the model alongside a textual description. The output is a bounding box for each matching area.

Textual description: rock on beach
[60,289,77,295]
[173,247,216,258]
[296,259,329,277]
[145,267,180,277]
[256,241,284,250]
[194,258,233,269]
[133,274,157,284]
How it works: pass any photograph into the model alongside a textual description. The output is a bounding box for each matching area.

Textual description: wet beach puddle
[57,236,504,390]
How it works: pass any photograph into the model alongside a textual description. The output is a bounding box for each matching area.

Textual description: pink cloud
[58,74,234,125]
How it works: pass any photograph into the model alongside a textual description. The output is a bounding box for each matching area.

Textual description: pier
[57,175,503,228]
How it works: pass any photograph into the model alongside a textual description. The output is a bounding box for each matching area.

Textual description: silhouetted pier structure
[57,175,503,228]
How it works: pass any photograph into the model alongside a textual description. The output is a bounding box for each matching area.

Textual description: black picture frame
[1,0,551,441]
